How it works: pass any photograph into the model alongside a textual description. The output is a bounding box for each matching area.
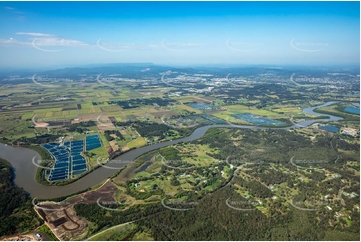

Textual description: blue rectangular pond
[231,113,284,126]
[319,125,339,133]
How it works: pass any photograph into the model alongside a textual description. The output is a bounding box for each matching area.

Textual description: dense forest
[115,120,189,140]
[66,120,97,133]
[0,159,42,237]
[74,184,359,240]
[13,134,61,145]
[108,97,176,109]
[104,130,124,141]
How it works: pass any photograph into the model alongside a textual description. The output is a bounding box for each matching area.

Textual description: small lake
[344,106,360,115]
[136,161,153,173]
[319,125,339,133]
[187,103,218,110]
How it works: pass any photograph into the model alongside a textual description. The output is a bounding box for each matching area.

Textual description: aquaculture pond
[319,125,339,133]
[42,135,102,181]
[231,113,284,126]
[187,103,218,110]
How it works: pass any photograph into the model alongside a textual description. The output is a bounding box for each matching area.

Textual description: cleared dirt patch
[34,180,118,240]
[151,111,177,118]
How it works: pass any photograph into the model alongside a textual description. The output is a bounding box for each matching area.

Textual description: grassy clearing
[225,104,286,118]
[172,104,202,114]
[38,224,59,241]
[89,223,137,241]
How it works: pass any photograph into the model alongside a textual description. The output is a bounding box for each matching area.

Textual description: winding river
[0,101,345,199]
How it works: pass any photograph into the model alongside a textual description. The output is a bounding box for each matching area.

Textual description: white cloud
[32,37,88,47]
[16,32,55,37]
[0,33,89,50]
[0,38,31,46]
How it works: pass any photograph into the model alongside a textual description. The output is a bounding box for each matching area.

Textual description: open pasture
[127,137,147,149]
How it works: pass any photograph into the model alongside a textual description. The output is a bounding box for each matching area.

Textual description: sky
[0,1,359,69]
